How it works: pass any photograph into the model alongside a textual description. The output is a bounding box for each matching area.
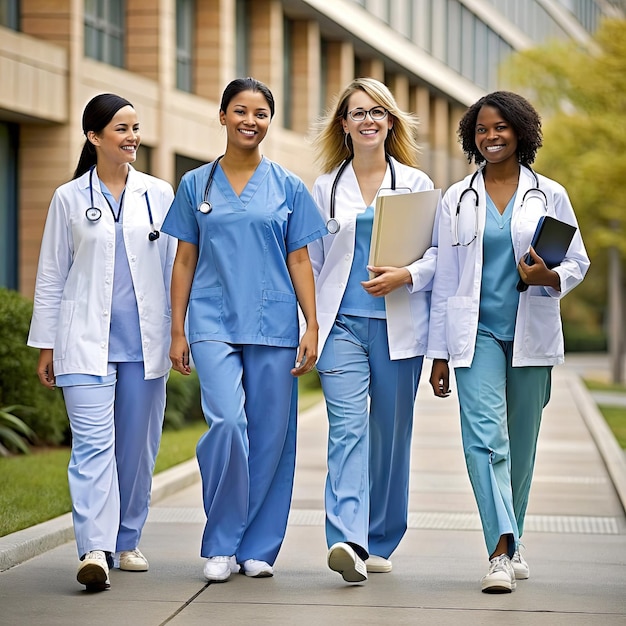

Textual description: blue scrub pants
[454,329,551,557]
[62,362,166,558]
[317,314,423,559]
[191,341,297,565]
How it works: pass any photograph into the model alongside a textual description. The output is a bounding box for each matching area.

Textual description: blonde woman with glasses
[309,78,437,583]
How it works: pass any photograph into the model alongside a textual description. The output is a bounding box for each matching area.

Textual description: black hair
[72,93,134,179]
[219,77,275,118]
[457,91,542,166]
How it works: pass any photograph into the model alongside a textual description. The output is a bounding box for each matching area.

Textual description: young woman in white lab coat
[28,94,176,591]
[163,78,325,583]
[309,78,436,583]
[428,91,589,593]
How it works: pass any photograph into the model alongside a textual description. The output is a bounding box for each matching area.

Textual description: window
[0,0,19,30]
[0,123,18,289]
[84,0,125,68]
[176,0,195,92]
[235,0,249,78]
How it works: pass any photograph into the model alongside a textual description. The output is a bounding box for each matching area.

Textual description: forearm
[287,249,318,330]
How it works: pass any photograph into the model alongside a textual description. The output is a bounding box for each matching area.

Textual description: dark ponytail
[73,93,134,179]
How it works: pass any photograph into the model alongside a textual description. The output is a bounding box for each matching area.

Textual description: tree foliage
[503,18,626,343]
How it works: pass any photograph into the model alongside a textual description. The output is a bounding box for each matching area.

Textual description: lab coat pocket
[522,295,563,358]
[261,290,298,342]
[445,296,473,358]
[54,300,75,360]
[188,287,222,335]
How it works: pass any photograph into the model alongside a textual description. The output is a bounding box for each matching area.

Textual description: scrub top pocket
[261,290,298,343]
[188,286,223,339]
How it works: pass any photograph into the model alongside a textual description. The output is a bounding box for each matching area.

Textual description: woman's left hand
[361,265,412,297]
[517,247,561,291]
[291,328,318,377]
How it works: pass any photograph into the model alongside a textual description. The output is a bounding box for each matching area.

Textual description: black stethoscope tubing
[456,164,546,218]
[85,166,160,241]
[326,154,398,235]
[197,155,225,214]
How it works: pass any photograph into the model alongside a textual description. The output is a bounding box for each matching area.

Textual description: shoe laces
[207,556,233,563]
[488,554,511,574]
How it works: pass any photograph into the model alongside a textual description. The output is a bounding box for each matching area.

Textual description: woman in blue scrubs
[428,91,589,593]
[28,93,176,591]
[162,78,326,582]
[309,78,436,583]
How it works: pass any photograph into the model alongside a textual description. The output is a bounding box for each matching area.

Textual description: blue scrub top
[162,157,327,348]
[478,193,520,341]
[339,205,386,319]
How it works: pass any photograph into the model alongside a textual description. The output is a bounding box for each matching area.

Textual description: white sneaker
[327,542,367,583]
[511,549,529,579]
[77,550,110,591]
[366,555,392,573]
[481,554,516,593]
[118,548,149,572]
[203,556,238,582]
[241,559,274,578]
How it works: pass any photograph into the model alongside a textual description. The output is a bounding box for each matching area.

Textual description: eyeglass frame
[346,107,389,122]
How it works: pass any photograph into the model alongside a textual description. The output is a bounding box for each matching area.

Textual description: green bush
[164,368,203,430]
[0,289,69,445]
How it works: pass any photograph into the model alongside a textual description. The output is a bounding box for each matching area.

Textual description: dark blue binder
[516,216,577,292]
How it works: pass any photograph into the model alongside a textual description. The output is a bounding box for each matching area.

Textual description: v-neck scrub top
[162,157,327,347]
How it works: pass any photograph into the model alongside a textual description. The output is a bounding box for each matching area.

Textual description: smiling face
[474,105,519,166]
[219,89,271,150]
[88,105,139,166]
[342,89,393,155]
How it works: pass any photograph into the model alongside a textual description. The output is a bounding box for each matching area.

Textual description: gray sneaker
[511,549,529,579]
[481,554,516,593]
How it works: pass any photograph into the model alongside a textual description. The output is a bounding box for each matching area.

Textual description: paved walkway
[1,358,625,625]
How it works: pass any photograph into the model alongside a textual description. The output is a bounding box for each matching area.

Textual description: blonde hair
[312,77,421,174]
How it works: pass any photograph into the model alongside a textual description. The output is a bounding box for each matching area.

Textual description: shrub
[0,289,69,445]
[164,368,203,430]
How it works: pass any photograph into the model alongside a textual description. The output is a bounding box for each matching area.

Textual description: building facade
[1,0,622,295]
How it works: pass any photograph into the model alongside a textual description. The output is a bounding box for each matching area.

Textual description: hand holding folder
[368,189,441,279]
[516,215,577,292]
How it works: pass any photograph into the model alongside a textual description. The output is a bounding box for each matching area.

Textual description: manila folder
[368,188,441,278]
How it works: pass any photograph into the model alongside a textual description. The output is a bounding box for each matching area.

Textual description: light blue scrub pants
[62,362,166,558]
[317,315,423,559]
[191,341,297,565]
[455,329,551,558]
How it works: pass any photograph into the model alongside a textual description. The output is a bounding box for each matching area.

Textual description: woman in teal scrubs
[162,78,326,583]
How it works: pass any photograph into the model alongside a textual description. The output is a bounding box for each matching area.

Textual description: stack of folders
[368,188,441,279]
[516,215,577,292]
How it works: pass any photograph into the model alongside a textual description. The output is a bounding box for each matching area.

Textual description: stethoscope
[85,166,160,241]
[197,155,225,214]
[453,164,547,246]
[326,153,406,234]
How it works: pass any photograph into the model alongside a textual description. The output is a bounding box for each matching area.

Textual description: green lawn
[583,378,626,449]
[0,381,323,538]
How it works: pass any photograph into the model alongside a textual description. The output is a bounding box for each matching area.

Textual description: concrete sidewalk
[1,360,625,625]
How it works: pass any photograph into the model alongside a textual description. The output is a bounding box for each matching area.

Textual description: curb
[0,459,200,572]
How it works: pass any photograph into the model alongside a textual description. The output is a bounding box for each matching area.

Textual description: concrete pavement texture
[1,357,625,625]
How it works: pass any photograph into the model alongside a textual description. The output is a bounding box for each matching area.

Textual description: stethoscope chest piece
[326,217,340,234]
[86,207,102,222]
[198,201,212,214]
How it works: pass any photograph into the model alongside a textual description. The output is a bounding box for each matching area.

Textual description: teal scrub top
[162,157,327,348]
[478,193,520,341]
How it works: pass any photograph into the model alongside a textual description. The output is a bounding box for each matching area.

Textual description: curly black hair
[457,91,543,166]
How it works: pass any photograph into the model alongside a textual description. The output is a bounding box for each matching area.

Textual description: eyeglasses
[347,107,388,122]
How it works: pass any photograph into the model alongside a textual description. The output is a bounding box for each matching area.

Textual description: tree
[504,18,626,382]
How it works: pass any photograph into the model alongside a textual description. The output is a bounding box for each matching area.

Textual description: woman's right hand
[170,335,191,375]
[429,358,451,398]
[37,349,56,389]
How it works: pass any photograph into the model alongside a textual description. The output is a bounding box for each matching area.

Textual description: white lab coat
[28,166,176,379]
[309,157,437,360]
[427,165,590,368]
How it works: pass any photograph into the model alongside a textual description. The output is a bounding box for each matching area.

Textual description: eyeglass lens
[349,107,388,122]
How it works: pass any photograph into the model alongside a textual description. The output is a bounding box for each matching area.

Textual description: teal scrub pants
[191,340,297,565]
[455,329,551,557]
[317,314,423,559]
